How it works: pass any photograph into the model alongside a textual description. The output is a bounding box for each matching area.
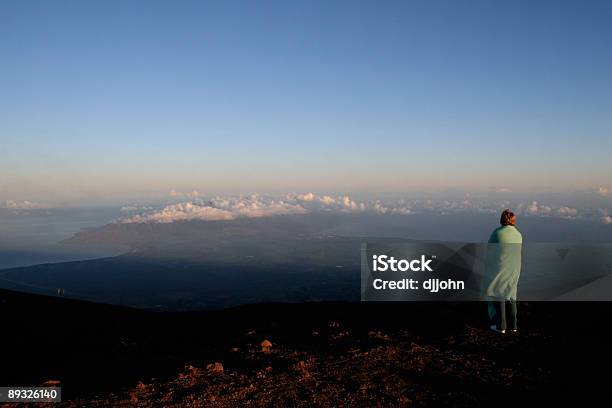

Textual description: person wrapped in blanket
[483,209,523,334]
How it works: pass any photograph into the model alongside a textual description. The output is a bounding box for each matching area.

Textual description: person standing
[483,209,523,334]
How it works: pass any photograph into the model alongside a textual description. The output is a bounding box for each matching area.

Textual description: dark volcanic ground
[0,289,606,407]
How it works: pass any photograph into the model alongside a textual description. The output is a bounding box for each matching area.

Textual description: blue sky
[1,0,611,204]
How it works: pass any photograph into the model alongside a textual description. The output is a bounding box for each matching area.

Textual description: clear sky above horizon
[1,0,611,205]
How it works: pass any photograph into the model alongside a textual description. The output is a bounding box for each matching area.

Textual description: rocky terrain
[0,289,604,407]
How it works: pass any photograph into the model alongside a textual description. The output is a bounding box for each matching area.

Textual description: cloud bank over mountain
[120,196,309,223]
[115,192,606,224]
[118,193,412,223]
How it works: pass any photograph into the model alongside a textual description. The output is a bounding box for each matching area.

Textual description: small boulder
[206,362,224,373]
[260,339,273,353]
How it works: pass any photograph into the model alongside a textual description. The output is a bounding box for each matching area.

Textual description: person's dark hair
[500,209,516,226]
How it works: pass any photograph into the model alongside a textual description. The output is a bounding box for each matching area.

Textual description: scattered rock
[331,331,350,340]
[179,365,203,379]
[368,331,391,340]
[206,362,224,373]
[260,339,273,352]
[42,380,61,387]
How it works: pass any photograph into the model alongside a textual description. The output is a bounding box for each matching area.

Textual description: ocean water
[0,208,127,269]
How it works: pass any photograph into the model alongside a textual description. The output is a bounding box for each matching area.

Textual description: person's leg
[508,300,517,331]
[487,301,496,326]
[496,301,507,331]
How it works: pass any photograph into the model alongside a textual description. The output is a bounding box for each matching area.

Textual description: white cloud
[524,201,552,215]
[339,196,366,212]
[296,192,316,201]
[320,195,336,205]
[5,200,49,210]
[557,206,578,218]
[526,201,539,214]
[599,209,612,224]
[287,193,368,213]
[372,201,411,215]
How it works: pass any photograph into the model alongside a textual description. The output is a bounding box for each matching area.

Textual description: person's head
[500,209,516,226]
